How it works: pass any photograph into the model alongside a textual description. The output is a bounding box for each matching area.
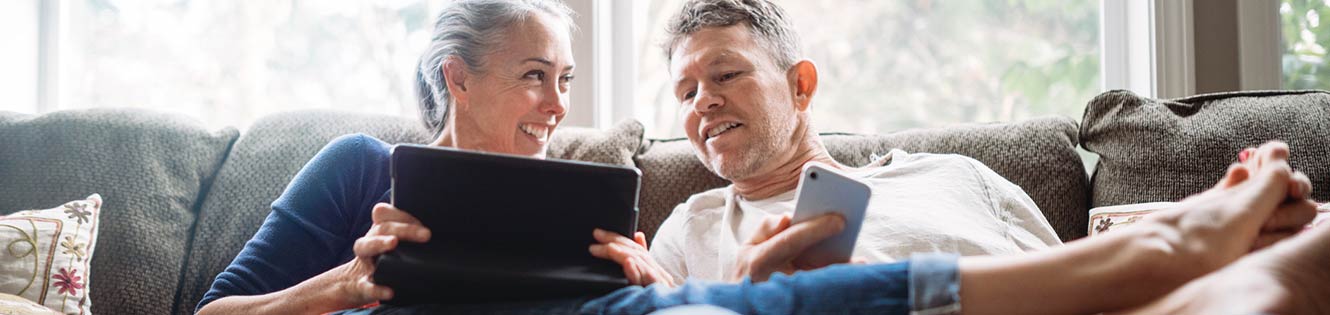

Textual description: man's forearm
[958,225,1180,315]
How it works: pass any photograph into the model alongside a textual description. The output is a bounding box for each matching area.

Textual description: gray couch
[2,89,1327,314]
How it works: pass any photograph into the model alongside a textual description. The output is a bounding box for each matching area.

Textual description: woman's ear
[787,59,818,111]
[442,57,470,110]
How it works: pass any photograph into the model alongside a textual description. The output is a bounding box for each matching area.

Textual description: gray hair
[663,0,801,70]
[416,0,575,138]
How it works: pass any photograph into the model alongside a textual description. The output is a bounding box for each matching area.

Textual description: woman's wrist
[284,263,361,314]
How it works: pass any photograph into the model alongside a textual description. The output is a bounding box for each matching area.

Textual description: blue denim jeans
[337,253,961,315]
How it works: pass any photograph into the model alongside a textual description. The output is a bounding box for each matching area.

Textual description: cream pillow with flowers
[0,195,102,315]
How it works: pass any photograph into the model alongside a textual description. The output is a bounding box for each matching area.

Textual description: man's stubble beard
[704,115,796,183]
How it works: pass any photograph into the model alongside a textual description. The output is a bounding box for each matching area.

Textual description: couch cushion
[635,116,1089,243]
[1081,89,1330,207]
[174,111,643,314]
[0,109,238,315]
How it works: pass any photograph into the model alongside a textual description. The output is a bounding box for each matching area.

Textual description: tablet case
[374,144,640,305]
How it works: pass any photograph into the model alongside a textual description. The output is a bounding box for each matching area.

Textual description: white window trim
[1237,0,1282,90]
[36,0,60,112]
[593,0,636,129]
[1101,0,1195,99]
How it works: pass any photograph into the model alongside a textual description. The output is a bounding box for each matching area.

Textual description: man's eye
[683,90,697,100]
[718,72,740,82]
[524,70,545,81]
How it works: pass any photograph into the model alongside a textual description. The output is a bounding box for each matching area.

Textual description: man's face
[669,25,802,181]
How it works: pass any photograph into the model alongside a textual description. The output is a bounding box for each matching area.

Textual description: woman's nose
[540,84,567,116]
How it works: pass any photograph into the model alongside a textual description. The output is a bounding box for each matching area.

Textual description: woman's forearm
[958,224,1181,315]
[197,265,350,315]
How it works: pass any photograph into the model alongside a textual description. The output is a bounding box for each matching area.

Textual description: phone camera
[809,172,818,180]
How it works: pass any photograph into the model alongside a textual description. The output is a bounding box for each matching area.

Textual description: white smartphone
[790,162,872,267]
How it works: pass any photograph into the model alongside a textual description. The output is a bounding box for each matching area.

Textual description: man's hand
[729,213,846,283]
[589,229,676,287]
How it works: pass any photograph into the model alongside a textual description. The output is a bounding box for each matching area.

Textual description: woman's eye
[559,74,575,84]
[683,90,697,100]
[524,70,545,81]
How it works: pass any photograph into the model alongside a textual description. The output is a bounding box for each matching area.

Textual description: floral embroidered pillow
[0,195,101,315]
[0,292,60,314]
[1090,201,1330,236]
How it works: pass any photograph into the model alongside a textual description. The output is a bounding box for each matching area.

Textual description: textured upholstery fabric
[0,109,238,315]
[174,111,643,314]
[1081,89,1330,207]
[635,116,1089,243]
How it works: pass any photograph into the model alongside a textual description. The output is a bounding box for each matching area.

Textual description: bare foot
[1126,142,1317,290]
[1120,221,1330,314]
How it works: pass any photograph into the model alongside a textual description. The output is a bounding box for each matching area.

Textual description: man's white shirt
[649,149,1063,283]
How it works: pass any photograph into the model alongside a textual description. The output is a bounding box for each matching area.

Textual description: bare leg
[1118,220,1330,314]
[958,142,1318,315]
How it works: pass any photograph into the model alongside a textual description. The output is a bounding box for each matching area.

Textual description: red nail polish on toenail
[1239,150,1250,162]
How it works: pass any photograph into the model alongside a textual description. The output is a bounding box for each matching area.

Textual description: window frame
[1101,0,1196,99]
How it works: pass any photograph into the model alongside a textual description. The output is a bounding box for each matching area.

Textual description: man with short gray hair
[597,0,1062,285]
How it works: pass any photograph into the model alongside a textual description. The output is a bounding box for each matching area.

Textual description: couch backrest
[174,111,643,314]
[634,116,1090,243]
[1082,89,1330,206]
[0,109,238,315]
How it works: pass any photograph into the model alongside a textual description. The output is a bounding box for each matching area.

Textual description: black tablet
[373,144,640,305]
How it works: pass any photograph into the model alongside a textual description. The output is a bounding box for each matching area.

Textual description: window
[50,1,456,129]
[0,0,37,114]
[635,0,1101,137]
[1,0,614,130]
[1282,0,1330,89]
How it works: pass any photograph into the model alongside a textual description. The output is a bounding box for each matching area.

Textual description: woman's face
[446,13,574,159]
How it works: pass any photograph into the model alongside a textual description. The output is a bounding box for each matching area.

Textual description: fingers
[588,231,673,287]
[634,232,649,248]
[373,203,423,225]
[590,229,650,263]
[746,214,793,245]
[355,275,393,301]
[1232,157,1294,220]
[1289,171,1313,199]
[354,235,397,258]
[1216,163,1250,189]
[753,214,846,265]
[1262,199,1320,232]
[368,221,431,243]
[1235,142,1311,200]
[620,254,644,285]
[1251,230,1300,251]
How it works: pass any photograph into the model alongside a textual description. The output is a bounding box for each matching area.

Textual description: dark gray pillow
[0,109,238,315]
[635,116,1089,243]
[1081,89,1330,208]
[175,111,643,314]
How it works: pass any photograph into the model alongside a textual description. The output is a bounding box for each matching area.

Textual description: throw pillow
[0,292,60,315]
[1089,202,1330,236]
[0,195,102,315]
[1081,89,1330,207]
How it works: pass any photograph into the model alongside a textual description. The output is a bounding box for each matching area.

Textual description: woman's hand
[318,203,432,309]
[589,229,677,287]
[199,203,432,315]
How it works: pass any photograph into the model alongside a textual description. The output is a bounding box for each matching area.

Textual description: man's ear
[787,59,818,111]
[442,57,470,110]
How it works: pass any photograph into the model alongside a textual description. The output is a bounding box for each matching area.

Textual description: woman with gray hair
[196,0,584,313]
